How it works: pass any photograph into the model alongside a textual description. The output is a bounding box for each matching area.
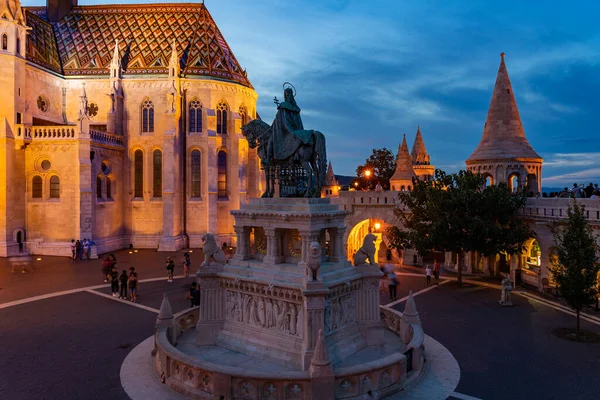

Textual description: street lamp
[365,170,371,177]
[374,222,381,231]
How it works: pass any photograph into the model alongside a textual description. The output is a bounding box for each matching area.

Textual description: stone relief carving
[226,290,302,337]
[324,292,356,333]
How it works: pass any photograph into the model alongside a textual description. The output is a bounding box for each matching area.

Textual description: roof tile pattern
[467,54,540,162]
[25,10,62,73]
[23,4,251,87]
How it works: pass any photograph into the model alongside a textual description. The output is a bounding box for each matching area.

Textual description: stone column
[301,288,328,371]
[77,120,94,248]
[232,225,252,261]
[263,228,284,264]
[159,113,180,251]
[196,275,225,345]
[355,269,384,345]
[330,227,346,263]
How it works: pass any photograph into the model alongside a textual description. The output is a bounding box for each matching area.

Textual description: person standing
[84,239,91,260]
[425,265,432,286]
[166,257,175,282]
[183,252,191,278]
[388,271,397,300]
[128,272,138,302]
[70,240,76,260]
[433,259,440,284]
[110,266,119,297]
[119,270,128,299]
[188,282,200,307]
[75,240,82,260]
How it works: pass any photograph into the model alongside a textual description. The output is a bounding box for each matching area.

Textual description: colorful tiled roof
[25,10,63,74]
[23,4,252,87]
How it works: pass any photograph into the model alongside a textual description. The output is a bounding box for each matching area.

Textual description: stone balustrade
[155,305,426,399]
[522,198,600,223]
[27,125,78,139]
[90,129,125,148]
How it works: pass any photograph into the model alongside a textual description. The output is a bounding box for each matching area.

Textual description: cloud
[543,153,600,167]
[543,168,600,183]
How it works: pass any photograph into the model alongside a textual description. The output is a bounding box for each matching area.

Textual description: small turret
[389,134,416,191]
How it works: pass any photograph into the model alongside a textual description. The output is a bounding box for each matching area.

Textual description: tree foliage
[355,148,396,190]
[549,201,599,336]
[388,169,533,284]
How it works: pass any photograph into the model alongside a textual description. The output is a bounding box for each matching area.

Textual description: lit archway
[483,174,493,187]
[525,238,541,268]
[346,218,392,263]
[508,173,520,193]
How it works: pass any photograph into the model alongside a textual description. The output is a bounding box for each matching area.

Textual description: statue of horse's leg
[261,166,271,198]
[302,160,312,198]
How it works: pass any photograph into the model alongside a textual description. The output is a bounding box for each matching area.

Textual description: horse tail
[314,131,327,187]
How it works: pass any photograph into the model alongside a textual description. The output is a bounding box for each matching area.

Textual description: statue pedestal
[194,198,387,370]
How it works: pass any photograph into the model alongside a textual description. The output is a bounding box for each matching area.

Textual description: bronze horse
[242,119,327,198]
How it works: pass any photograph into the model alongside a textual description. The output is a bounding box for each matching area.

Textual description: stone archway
[344,207,402,264]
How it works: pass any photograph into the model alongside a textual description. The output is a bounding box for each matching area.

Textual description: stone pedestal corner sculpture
[353,233,378,267]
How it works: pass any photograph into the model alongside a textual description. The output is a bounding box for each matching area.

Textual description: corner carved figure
[353,233,377,266]
[200,233,227,267]
[306,241,321,281]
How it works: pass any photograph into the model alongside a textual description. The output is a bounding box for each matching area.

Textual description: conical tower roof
[325,161,337,186]
[390,135,416,183]
[467,53,541,163]
[411,125,430,165]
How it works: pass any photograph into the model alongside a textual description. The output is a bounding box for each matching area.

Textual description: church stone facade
[0,1,261,257]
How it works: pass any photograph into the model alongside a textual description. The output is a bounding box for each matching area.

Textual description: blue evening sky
[24,0,600,186]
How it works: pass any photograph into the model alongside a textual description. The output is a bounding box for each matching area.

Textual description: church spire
[110,40,121,80]
[390,134,416,190]
[467,53,541,162]
[411,125,430,165]
[168,39,180,79]
[325,161,337,186]
[0,0,26,25]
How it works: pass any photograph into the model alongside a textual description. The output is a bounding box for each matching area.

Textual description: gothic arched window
[106,177,112,199]
[189,99,202,133]
[217,150,227,198]
[2,34,7,51]
[153,150,162,198]
[16,37,20,55]
[239,105,247,127]
[191,150,201,198]
[96,176,103,199]
[32,176,42,198]
[134,150,143,198]
[216,100,228,135]
[141,99,154,133]
[49,176,60,198]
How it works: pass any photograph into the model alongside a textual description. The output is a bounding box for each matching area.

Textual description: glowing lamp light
[36,257,42,261]
[189,250,193,253]
[129,251,133,254]
[134,250,138,253]
[354,182,358,187]
[365,170,371,177]
[374,222,381,231]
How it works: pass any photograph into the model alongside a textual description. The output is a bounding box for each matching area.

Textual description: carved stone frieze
[225,290,302,337]
[324,292,356,334]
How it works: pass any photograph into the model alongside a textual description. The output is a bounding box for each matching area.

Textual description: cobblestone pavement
[1,253,600,400]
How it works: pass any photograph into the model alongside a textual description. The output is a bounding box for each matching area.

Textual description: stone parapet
[155,304,425,399]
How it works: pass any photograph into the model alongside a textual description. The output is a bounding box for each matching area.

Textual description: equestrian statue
[241,83,327,198]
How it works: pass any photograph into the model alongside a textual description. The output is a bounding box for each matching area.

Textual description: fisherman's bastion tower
[0,0,260,257]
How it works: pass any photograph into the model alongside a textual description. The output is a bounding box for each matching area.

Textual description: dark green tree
[356,148,396,190]
[389,169,533,286]
[549,201,599,338]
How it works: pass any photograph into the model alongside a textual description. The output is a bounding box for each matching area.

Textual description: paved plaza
[1,250,599,400]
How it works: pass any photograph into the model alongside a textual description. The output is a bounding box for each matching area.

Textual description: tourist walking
[119,270,128,299]
[109,266,119,297]
[425,265,432,286]
[188,282,200,307]
[128,272,138,302]
[166,257,175,282]
[70,239,76,260]
[388,271,397,300]
[433,259,440,284]
[101,256,111,283]
[183,252,191,278]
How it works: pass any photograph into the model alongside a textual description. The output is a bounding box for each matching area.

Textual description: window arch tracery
[216,100,228,135]
[189,99,202,133]
[141,99,154,133]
